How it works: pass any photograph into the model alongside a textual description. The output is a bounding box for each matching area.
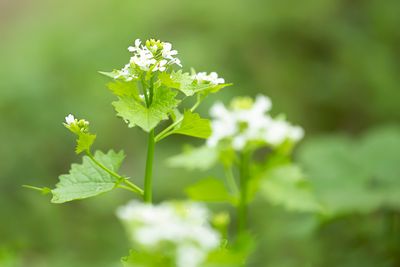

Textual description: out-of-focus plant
[169,95,322,234]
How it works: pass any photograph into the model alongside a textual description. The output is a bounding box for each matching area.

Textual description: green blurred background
[1,0,399,266]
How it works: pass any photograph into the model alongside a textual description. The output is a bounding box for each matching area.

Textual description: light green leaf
[168,110,211,139]
[159,70,232,96]
[204,233,254,267]
[298,125,400,214]
[107,80,140,98]
[122,250,172,267]
[185,177,237,204]
[51,150,125,203]
[99,70,120,79]
[113,86,180,132]
[167,145,218,170]
[75,133,96,154]
[260,164,322,212]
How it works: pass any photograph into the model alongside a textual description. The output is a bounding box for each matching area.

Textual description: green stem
[86,151,143,195]
[155,97,202,142]
[224,165,239,195]
[238,151,250,234]
[144,129,155,203]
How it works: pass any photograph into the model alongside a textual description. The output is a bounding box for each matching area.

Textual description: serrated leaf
[185,177,237,204]
[167,145,218,170]
[260,164,322,212]
[51,150,125,203]
[107,80,140,98]
[113,86,180,132]
[75,133,96,154]
[168,110,211,139]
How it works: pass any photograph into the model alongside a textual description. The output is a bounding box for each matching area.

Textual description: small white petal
[65,114,75,125]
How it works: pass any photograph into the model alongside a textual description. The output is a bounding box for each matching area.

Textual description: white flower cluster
[192,72,225,85]
[117,201,220,267]
[115,39,182,81]
[207,95,304,150]
[64,114,89,133]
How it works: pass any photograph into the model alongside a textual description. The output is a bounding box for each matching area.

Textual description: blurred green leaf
[167,145,218,170]
[51,150,125,203]
[185,177,237,204]
[122,250,173,267]
[204,233,254,267]
[260,164,323,212]
[298,125,400,214]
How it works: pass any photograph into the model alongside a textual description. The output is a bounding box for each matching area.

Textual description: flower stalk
[238,151,250,234]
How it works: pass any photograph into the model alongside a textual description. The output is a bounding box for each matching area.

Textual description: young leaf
[168,110,211,139]
[167,145,218,170]
[107,80,140,98]
[75,133,96,154]
[113,86,180,132]
[51,150,125,203]
[185,177,237,204]
[260,164,322,212]
[159,70,231,96]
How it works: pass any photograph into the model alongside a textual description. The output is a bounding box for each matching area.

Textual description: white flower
[193,72,225,85]
[207,94,304,150]
[114,63,136,81]
[65,114,75,125]
[125,39,181,73]
[177,245,206,267]
[117,201,220,267]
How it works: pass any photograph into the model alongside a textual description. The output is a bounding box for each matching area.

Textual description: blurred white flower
[207,94,304,150]
[117,201,220,267]
[193,72,225,85]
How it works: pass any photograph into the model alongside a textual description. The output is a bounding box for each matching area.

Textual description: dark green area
[0,0,399,266]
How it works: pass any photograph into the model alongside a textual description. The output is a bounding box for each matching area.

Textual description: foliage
[298,125,400,214]
[51,150,125,203]
[2,0,400,266]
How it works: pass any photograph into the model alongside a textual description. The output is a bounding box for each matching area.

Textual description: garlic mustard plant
[169,94,321,234]
[25,39,257,266]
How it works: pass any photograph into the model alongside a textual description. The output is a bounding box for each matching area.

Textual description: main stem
[238,151,250,234]
[144,129,155,202]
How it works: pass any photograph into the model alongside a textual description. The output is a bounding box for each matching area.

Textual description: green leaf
[297,125,400,214]
[168,110,211,139]
[99,70,120,79]
[260,164,322,212]
[159,70,232,96]
[75,133,96,154]
[167,145,218,170]
[185,177,237,204]
[122,250,173,267]
[113,86,180,132]
[107,80,140,98]
[51,150,125,203]
[204,233,254,267]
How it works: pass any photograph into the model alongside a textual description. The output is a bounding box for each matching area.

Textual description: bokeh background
[1,0,399,266]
